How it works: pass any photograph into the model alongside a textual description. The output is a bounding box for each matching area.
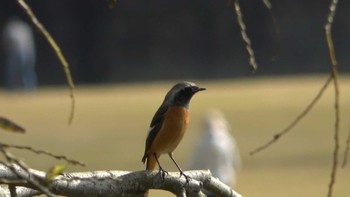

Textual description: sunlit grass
[0,75,349,196]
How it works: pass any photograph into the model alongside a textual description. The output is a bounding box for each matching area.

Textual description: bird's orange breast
[148,106,189,154]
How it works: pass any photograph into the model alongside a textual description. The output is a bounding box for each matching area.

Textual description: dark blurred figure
[2,17,37,90]
[189,109,241,197]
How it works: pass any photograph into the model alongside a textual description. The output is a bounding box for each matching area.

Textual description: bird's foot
[179,171,191,183]
[158,167,169,180]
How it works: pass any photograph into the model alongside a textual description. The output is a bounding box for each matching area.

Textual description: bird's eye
[184,87,192,92]
[178,86,192,96]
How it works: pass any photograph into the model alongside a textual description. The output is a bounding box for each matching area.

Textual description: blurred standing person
[2,17,37,90]
[189,109,241,196]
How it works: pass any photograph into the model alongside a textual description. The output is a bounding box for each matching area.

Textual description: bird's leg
[168,153,191,183]
[154,153,168,179]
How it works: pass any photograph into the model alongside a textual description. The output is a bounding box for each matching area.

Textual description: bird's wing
[141,103,168,162]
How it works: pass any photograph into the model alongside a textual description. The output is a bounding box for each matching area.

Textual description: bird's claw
[179,171,191,183]
[158,168,169,180]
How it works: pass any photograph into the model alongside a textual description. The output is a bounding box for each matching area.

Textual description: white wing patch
[147,126,155,136]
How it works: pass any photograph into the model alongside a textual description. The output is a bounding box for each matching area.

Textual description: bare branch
[250,75,333,155]
[0,143,85,167]
[324,1,340,197]
[16,0,76,124]
[342,127,350,168]
[232,0,258,72]
[0,165,241,197]
[262,0,272,9]
[189,170,240,197]
[9,187,42,197]
[0,160,55,197]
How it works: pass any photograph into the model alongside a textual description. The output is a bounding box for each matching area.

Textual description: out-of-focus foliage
[0,117,25,133]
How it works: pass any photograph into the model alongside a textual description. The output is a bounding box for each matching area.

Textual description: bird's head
[165,82,206,108]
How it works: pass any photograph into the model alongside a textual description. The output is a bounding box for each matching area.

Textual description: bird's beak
[194,87,206,92]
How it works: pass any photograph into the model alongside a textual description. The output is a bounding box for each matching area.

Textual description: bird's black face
[180,85,205,97]
[173,82,206,107]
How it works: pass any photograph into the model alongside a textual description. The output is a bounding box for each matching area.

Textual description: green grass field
[1,75,350,197]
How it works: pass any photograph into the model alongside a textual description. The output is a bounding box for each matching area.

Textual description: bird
[189,109,241,197]
[141,82,205,182]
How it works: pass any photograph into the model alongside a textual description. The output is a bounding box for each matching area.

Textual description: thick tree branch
[0,164,242,197]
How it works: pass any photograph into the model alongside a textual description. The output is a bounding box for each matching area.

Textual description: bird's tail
[144,154,158,197]
[146,154,158,170]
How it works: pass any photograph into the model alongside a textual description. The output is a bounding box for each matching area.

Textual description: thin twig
[17,0,76,125]
[260,0,281,63]
[0,151,55,197]
[342,127,350,168]
[250,75,333,155]
[262,0,272,9]
[0,143,85,167]
[232,0,258,72]
[0,179,27,185]
[324,1,340,197]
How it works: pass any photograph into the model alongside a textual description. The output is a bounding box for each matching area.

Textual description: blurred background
[0,0,350,197]
[0,0,349,85]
